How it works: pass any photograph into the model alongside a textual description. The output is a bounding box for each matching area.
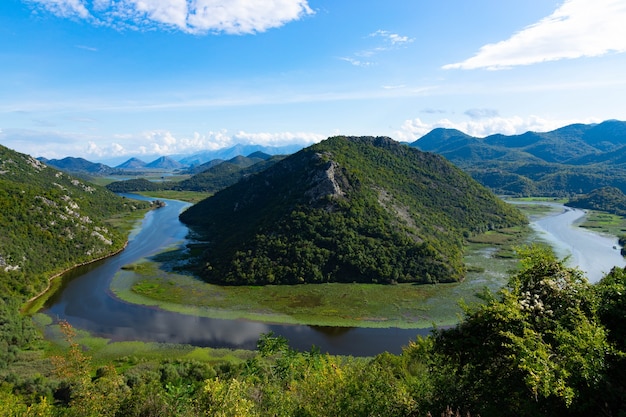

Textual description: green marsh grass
[111,222,528,330]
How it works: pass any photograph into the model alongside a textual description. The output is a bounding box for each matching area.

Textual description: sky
[1,0,626,163]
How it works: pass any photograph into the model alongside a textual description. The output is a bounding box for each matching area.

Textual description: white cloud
[24,0,314,34]
[395,115,601,142]
[232,131,325,147]
[369,30,414,46]
[26,0,90,19]
[339,57,373,67]
[341,29,413,67]
[444,0,626,70]
[0,127,325,160]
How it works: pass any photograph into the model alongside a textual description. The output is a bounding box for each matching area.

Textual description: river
[41,198,626,356]
[525,203,626,283]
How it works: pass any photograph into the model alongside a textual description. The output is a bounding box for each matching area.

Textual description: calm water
[42,198,625,355]
[528,203,626,283]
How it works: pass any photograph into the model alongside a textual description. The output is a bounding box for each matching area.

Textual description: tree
[428,245,612,417]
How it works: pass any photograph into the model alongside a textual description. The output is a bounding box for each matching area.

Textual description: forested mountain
[411,120,626,196]
[180,136,526,285]
[38,156,115,176]
[0,144,150,301]
[184,153,268,175]
[566,186,626,216]
[176,154,284,193]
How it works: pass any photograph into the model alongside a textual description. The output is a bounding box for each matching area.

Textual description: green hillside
[412,120,626,196]
[180,136,526,285]
[0,144,150,301]
[175,154,284,193]
[566,186,626,216]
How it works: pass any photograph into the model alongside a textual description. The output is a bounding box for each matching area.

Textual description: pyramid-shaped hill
[116,157,147,170]
[146,156,184,169]
[179,136,526,285]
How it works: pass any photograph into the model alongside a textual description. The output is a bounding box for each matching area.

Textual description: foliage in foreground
[2,246,626,416]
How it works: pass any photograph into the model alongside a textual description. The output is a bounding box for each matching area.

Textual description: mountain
[185,152,273,175]
[38,156,114,176]
[411,120,626,196]
[145,156,184,170]
[178,144,304,166]
[179,136,526,286]
[184,158,225,175]
[176,154,285,193]
[566,186,626,217]
[116,157,147,170]
[0,144,150,301]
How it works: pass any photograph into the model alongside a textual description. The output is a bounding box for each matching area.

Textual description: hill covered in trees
[566,186,626,216]
[180,136,526,285]
[0,144,150,301]
[411,120,626,196]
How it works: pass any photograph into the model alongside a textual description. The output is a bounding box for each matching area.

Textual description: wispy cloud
[25,0,90,19]
[341,29,413,66]
[75,44,98,51]
[24,0,314,34]
[368,29,413,47]
[339,57,374,67]
[464,108,499,119]
[444,0,626,70]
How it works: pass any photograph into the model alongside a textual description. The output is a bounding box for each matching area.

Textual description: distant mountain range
[411,119,626,196]
[40,120,626,197]
[177,143,304,167]
[40,144,301,177]
[179,136,525,285]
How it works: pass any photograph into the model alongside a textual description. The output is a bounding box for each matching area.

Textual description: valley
[4,125,626,416]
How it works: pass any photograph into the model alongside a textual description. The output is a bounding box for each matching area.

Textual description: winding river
[526,203,626,283]
[41,198,626,356]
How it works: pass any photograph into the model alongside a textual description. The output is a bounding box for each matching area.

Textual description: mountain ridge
[412,120,626,196]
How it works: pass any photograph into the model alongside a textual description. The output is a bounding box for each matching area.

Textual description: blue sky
[1,0,626,162]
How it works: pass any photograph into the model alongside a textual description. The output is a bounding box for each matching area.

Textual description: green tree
[428,246,611,416]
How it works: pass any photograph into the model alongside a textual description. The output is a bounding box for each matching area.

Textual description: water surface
[528,204,626,283]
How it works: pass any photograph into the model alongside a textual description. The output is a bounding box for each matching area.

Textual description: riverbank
[22,204,153,315]
[22,243,128,315]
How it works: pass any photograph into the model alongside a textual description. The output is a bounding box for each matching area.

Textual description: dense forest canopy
[180,136,526,285]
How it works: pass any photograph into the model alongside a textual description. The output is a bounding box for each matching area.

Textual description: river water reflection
[42,197,626,356]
